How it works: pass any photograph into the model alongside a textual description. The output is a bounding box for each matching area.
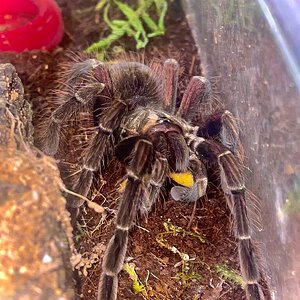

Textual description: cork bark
[0,63,74,300]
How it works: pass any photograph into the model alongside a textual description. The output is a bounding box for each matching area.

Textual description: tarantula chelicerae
[43,56,264,300]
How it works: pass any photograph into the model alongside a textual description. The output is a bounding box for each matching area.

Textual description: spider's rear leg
[162,58,179,114]
[196,110,244,162]
[44,60,109,155]
[98,139,154,300]
[177,75,243,160]
[176,75,211,120]
[191,139,264,300]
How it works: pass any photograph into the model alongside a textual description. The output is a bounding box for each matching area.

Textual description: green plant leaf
[114,0,148,47]
[95,0,109,12]
[88,0,168,57]
[154,0,168,31]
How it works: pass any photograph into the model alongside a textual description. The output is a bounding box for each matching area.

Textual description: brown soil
[0,1,269,299]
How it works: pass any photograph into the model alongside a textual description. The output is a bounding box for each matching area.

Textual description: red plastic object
[0,0,64,52]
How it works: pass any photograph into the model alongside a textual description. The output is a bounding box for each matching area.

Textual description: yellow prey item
[169,171,194,188]
[118,171,194,193]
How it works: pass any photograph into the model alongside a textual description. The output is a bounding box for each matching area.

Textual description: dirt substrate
[0,1,269,299]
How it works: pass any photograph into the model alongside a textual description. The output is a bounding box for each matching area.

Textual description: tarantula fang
[43,57,264,300]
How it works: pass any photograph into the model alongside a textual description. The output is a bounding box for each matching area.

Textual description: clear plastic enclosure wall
[182,0,300,299]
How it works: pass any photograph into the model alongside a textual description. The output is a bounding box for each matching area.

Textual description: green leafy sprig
[86,0,168,59]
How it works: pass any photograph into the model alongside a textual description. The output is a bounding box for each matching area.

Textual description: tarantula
[43,56,264,300]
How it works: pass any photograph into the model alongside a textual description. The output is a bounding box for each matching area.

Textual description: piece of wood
[0,63,74,300]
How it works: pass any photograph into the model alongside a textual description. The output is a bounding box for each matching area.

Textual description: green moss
[156,221,204,287]
[161,221,205,243]
[215,264,244,287]
[74,222,90,242]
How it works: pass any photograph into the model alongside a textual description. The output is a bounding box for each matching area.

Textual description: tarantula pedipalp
[43,57,264,300]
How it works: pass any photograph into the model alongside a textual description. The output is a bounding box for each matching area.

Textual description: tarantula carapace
[43,56,264,300]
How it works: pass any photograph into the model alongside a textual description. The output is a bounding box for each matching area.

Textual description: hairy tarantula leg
[162,59,179,114]
[176,75,243,159]
[140,155,168,215]
[189,155,208,199]
[44,83,105,156]
[68,101,134,208]
[196,110,244,162]
[177,75,243,160]
[171,155,208,202]
[189,138,264,300]
[176,76,211,119]
[220,111,244,162]
[98,139,153,300]
[44,60,109,156]
[68,59,104,81]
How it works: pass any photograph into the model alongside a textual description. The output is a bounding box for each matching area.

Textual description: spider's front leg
[68,98,126,209]
[140,154,168,215]
[98,138,154,300]
[190,138,264,300]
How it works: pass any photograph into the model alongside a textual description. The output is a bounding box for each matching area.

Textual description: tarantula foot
[67,206,80,228]
[246,283,265,300]
[44,120,61,155]
[66,194,85,209]
[98,274,118,300]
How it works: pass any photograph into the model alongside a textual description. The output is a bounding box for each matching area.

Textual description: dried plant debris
[72,243,106,277]
[0,63,74,300]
